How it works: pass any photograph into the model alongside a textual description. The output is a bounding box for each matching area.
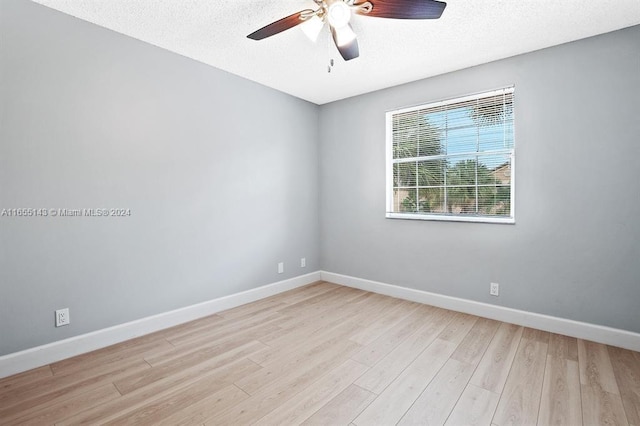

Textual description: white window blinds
[386,87,515,223]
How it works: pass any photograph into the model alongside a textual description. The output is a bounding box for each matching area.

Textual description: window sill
[386,212,515,224]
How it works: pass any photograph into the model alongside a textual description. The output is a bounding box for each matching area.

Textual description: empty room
[1,0,639,424]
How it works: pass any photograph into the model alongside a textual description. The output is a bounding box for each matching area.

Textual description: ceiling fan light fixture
[327,1,351,28]
[300,14,324,42]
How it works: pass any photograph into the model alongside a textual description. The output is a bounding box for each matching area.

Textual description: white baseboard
[0,271,321,379]
[321,271,640,352]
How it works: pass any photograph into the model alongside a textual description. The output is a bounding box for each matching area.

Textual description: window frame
[385,87,516,224]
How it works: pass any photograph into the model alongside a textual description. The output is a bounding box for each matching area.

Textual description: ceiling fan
[247,0,447,61]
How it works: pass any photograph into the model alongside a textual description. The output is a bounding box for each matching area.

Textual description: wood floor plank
[343,293,410,331]
[105,365,255,425]
[522,327,551,344]
[166,309,284,347]
[578,339,629,425]
[157,384,249,425]
[250,294,372,366]
[548,333,579,361]
[353,339,457,426]
[49,337,173,377]
[217,296,288,320]
[252,331,322,367]
[57,357,261,425]
[253,359,369,425]
[273,282,340,305]
[0,365,52,394]
[301,384,376,426]
[162,311,224,329]
[4,383,120,426]
[207,339,363,425]
[349,299,420,346]
[538,356,582,425]
[264,291,372,342]
[581,384,629,426]
[276,289,375,332]
[144,314,227,343]
[445,384,500,426]
[438,312,480,344]
[470,322,524,394]
[0,366,57,407]
[236,331,361,396]
[276,286,360,319]
[350,305,432,367]
[251,318,361,369]
[0,358,150,417]
[579,339,622,394]
[492,335,548,425]
[114,340,266,395]
[354,308,454,394]
[608,346,640,425]
[217,301,290,326]
[144,320,281,366]
[451,317,500,366]
[398,358,475,426]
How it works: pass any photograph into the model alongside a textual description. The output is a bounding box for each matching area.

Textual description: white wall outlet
[55,308,70,327]
[490,282,500,296]
[300,257,306,268]
[278,262,284,274]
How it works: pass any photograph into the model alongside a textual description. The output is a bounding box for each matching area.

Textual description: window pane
[478,154,511,186]
[478,185,511,216]
[417,118,444,157]
[478,154,511,216]
[446,156,477,214]
[395,188,419,212]
[419,188,445,213]
[446,124,477,155]
[393,114,445,159]
[446,186,477,214]
[393,162,416,187]
[392,112,419,159]
[446,105,473,130]
[478,124,512,152]
[428,109,448,129]
[417,159,445,187]
[393,135,417,159]
[446,156,477,187]
[476,96,513,151]
[392,189,403,212]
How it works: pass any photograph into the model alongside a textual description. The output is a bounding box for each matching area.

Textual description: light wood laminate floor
[1,282,639,425]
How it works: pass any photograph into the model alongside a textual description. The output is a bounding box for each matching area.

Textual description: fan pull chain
[327,31,335,73]
[328,59,334,73]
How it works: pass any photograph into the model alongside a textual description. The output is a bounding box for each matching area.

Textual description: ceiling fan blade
[247,9,315,40]
[356,0,446,19]
[331,25,359,61]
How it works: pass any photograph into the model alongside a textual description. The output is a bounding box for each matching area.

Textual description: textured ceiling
[32,0,640,105]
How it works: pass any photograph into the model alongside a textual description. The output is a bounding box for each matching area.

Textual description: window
[386,87,515,223]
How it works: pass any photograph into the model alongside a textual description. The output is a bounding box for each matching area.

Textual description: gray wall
[319,25,640,333]
[0,0,319,355]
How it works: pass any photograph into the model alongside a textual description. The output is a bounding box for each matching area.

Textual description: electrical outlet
[300,257,306,268]
[490,282,500,296]
[278,262,284,274]
[55,308,70,327]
